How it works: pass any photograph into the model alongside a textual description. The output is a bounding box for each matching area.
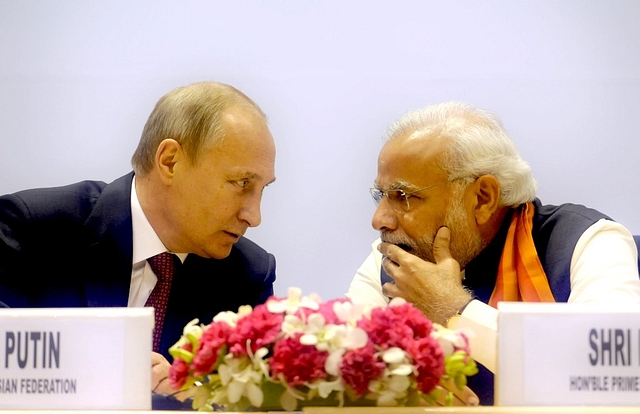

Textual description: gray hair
[131,81,266,176]
[384,101,537,206]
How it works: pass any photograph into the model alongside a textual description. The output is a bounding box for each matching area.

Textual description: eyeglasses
[369,182,449,212]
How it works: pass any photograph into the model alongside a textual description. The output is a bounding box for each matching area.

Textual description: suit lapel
[83,173,135,307]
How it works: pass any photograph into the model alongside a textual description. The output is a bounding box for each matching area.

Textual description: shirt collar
[131,177,170,265]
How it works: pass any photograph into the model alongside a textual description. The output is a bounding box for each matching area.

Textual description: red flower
[340,342,385,397]
[191,322,231,376]
[397,303,434,338]
[358,302,432,350]
[409,337,445,394]
[169,358,190,390]
[270,333,328,386]
[228,304,284,356]
[169,342,193,390]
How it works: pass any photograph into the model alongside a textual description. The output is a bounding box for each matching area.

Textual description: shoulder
[0,174,134,247]
[195,237,276,303]
[0,173,134,222]
[0,180,110,233]
[231,237,276,274]
[532,198,612,238]
[533,198,611,224]
[2,180,107,217]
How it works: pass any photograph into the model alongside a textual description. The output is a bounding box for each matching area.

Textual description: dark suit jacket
[0,172,276,360]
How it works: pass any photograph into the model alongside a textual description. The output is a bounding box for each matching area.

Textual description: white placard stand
[0,307,153,409]
[496,302,640,406]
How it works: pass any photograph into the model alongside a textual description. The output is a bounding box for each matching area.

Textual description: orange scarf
[488,202,556,308]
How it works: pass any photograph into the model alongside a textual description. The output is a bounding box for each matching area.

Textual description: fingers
[377,242,394,259]
[151,351,196,401]
[381,281,400,299]
[432,226,452,263]
[433,379,480,406]
[151,351,166,365]
[443,378,479,406]
[378,242,409,265]
[151,352,170,392]
[153,377,174,396]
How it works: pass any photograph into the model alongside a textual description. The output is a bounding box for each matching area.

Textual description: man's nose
[239,194,262,227]
[371,200,397,231]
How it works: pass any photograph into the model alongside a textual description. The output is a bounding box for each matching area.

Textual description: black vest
[464,198,609,405]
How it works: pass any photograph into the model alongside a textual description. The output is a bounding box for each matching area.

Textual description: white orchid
[430,323,473,357]
[267,286,321,314]
[280,313,306,336]
[278,379,307,412]
[381,347,414,376]
[368,374,412,406]
[168,318,204,361]
[307,376,345,399]
[213,305,252,328]
[182,318,204,337]
[298,313,327,344]
[360,347,415,406]
[280,303,367,353]
[214,345,269,408]
[332,300,370,325]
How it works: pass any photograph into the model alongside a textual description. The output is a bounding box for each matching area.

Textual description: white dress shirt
[128,178,187,307]
[346,219,640,373]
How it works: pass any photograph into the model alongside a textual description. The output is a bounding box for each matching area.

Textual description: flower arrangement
[168,288,478,411]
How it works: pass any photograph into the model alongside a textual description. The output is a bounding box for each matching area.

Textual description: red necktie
[145,252,179,353]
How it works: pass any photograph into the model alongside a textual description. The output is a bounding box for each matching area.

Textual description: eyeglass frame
[369,180,457,212]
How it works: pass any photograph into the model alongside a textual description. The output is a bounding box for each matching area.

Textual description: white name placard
[0,307,153,409]
[496,302,640,406]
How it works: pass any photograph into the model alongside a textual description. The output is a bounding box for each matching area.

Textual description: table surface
[303,407,640,414]
[2,408,640,414]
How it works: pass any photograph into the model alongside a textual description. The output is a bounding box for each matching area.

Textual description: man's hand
[379,227,472,325]
[151,352,172,395]
[431,378,480,406]
[151,352,195,402]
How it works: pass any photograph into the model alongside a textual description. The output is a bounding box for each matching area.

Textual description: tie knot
[147,252,178,282]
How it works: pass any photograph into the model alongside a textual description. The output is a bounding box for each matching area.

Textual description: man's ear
[154,139,182,184]
[472,175,501,225]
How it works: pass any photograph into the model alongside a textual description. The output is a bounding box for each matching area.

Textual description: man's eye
[235,180,249,188]
[387,190,406,203]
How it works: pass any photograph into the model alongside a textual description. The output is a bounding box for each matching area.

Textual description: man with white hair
[347,102,640,405]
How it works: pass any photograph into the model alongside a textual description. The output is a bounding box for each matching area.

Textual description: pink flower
[191,322,231,376]
[270,333,329,386]
[340,342,385,397]
[169,342,193,390]
[398,303,434,338]
[359,302,433,350]
[228,303,284,356]
[409,337,445,394]
[290,298,348,325]
[169,358,190,390]
[316,298,349,324]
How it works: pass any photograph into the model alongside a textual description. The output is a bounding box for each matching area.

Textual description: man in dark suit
[0,81,277,402]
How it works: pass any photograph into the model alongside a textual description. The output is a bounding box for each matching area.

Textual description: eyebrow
[374,180,413,191]
[240,172,276,186]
